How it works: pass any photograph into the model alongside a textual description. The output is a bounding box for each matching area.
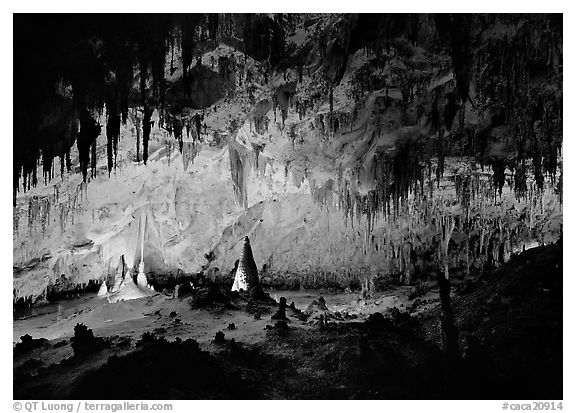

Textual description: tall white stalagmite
[231,239,248,291]
[97,281,108,296]
[137,207,149,288]
[232,262,248,292]
[232,236,261,294]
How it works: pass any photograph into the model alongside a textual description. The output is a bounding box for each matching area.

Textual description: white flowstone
[107,269,155,303]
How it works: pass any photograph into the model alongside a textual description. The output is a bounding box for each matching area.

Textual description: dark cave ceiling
[13,13,563,207]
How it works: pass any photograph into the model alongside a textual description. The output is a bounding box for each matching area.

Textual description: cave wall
[13,14,562,303]
[13,109,562,303]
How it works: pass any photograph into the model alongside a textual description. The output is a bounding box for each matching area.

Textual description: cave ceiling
[13,13,563,206]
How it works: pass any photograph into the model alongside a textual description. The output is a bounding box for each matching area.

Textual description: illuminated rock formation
[232,237,263,298]
[12,14,562,305]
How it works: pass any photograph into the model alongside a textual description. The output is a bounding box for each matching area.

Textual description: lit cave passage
[13,13,562,400]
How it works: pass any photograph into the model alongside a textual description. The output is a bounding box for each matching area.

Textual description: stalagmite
[108,265,155,303]
[272,297,288,320]
[97,281,108,297]
[136,208,149,289]
[137,262,148,289]
[232,241,249,292]
[231,236,263,298]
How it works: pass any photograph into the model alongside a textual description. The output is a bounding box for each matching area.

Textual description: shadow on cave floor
[13,243,562,400]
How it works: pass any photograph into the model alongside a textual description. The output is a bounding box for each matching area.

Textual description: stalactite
[173,117,183,154]
[106,111,121,175]
[65,149,71,173]
[436,129,445,186]
[134,115,141,163]
[491,160,506,197]
[182,141,199,171]
[181,15,200,81]
[59,155,65,179]
[474,15,562,199]
[193,113,203,142]
[90,140,97,179]
[228,143,247,208]
[142,105,153,165]
[514,162,528,198]
[77,114,101,183]
[42,151,53,186]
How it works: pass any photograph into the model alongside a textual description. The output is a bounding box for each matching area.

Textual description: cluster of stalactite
[15,138,74,208]
[473,15,562,191]
[408,195,543,282]
[76,113,102,182]
[250,99,272,135]
[272,82,297,127]
[13,14,562,212]
[305,148,561,285]
[181,142,199,171]
[293,95,321,122]
[312,110,356,137]
[14,151,40,208]
[22,182,89,239]
[106,111,121,176]
[434,14,473,106]
[242,14,286,68]
[161,111,204,165]
[13,14,254,203]
[286,180,554,288]
[344,14,562,203]
[14,16,165,200]
[22,196,52,238]
[336,137,429,228]
[270,14,562,272]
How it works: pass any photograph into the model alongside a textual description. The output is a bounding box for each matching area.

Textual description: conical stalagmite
[231,236,263,297]
[97,281,108,297]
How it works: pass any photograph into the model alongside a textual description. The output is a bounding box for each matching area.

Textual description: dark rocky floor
[14,243,562,400]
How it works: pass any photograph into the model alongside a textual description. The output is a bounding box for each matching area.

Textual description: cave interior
[12,13,563,400]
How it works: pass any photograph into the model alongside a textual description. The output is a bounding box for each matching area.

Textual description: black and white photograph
[7,8,568,407]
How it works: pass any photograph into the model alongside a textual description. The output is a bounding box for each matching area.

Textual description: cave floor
[13,245,563,399]
[13,286,424,347]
